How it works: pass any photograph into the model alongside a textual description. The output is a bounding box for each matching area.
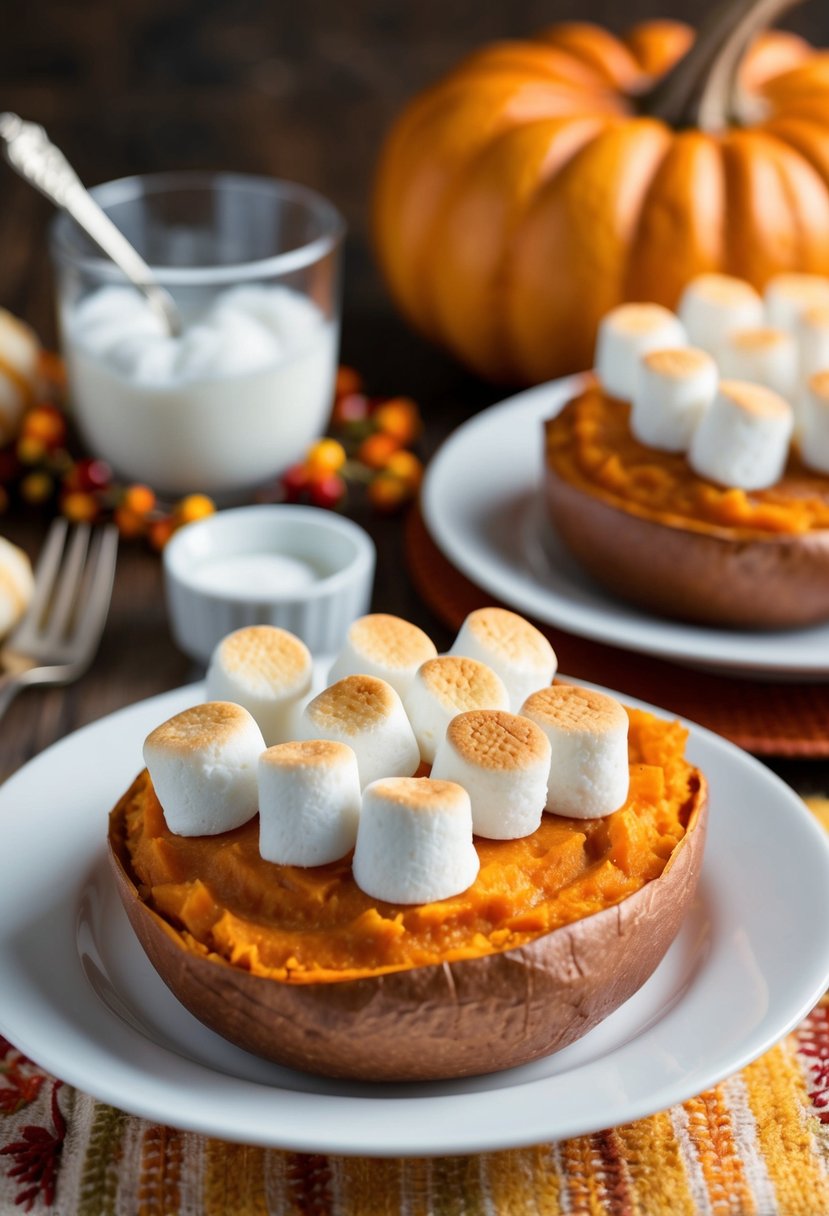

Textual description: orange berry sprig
[0,392,217,548]
[279,369,425,513]
[2,354,420,543]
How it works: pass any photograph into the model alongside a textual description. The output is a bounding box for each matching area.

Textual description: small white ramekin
[163,504,376,662]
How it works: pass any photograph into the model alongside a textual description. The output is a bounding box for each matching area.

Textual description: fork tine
[23,516,68,630]
[70,524,118,659]
[44,523,91,641]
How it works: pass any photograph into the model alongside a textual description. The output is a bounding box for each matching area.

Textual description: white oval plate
[422,375,829,677]
[0,683,828,1155]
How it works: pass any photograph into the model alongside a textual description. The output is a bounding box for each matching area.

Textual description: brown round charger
[405,508,829,758]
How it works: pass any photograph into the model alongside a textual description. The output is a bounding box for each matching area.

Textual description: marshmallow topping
[328,613,437,697]
[297,674,420,788]
[431,709,551,839]
[403,654,509,764]
[449,607,557,712]
[521,684,629,819]
[258,739,361,866]
[595,303,687,401]
[143,701,265,836]
[677,274,764,357]
[206,625,313,747]
[631,347,718,451]
[352,777,479,904]
[688,379,794,490]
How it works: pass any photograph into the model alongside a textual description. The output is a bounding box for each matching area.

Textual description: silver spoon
[0,112,182,337]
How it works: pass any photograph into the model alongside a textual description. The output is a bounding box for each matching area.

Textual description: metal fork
[0,519,118,721]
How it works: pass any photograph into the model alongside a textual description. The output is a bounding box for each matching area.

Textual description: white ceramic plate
[1,682,828,1156]
[422,375,829,677]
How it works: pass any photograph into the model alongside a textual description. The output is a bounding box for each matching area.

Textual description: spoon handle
[0,112,181,337]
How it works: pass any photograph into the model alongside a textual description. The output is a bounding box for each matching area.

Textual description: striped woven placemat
[2,987,829,1214]
[405,507,829,758]
[3,794,829,1214]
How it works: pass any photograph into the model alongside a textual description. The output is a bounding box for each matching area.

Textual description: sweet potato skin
[107,773,707,1082]
[544,415,829,629]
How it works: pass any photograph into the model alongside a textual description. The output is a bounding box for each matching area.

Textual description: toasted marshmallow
[677,274,764,357]
[143,702,265,836]
[765,273,829,331]
[688,380,793,489]
[403,655,509,765]
[352,777,479,904]
[800,371,829,474]
[0,536,33,639]
[258,740,361,866]
[595,304,687,401]
[297,674,420,788]
[717,326,799,404]
[448,607,557,712]
[205,625,313,747]
[520,685,628,819]
[431,710,551,839]
[328,613,437,697]
[631,347,718,451]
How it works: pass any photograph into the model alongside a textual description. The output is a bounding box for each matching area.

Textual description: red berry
[309,472,346,509]
[281,463,311,503]
[69,458,112,493]
[332,392,371,427]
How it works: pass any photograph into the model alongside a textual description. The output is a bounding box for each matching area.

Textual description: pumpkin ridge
[623,130,726,302]
[506,117,673,381]
[755,125,829,268]
[622,20,694,78]
[761,115,829,192]
[619,129,686,302]
[428,114,617,381]
[496,117,621,380]
[377,74,624,336]
[536,22,643,91]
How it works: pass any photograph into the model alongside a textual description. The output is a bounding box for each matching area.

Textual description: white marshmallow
[800,371,829,474]
[143,702,265,836]
[717,326,799,404]
[796,304,829,385]
[765,273,829,331]
[206,625,313,747]
[688,379,794,490]
[352,777,479,904]
[448,607,557,712]
[631,347,718,451]
[595,304,687,401]
[677,274,764,357]
[520,685,629,819]
[431,710,551,839]
[296,674,420,789]
[258,739,361,866]
[327,613,437,698]
[403,655,509,765]
[0,536,33,638]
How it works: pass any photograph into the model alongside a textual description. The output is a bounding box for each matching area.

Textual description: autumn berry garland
[0,356,424,548]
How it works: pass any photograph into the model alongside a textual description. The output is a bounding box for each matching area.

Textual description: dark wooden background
[1,0,828,788]
[3,0,828,353]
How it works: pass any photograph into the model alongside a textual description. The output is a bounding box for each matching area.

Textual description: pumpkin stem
[640,0,802,131]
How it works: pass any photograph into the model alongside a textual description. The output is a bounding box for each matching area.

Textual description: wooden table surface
[1,0,827,796]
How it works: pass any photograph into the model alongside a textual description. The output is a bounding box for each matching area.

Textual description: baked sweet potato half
[107,710,707,1083]
[544,390,829,629]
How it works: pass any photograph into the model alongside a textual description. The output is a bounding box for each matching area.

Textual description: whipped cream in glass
[52,173,344,498]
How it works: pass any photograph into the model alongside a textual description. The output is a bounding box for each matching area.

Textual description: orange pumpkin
[373,0,829,383]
